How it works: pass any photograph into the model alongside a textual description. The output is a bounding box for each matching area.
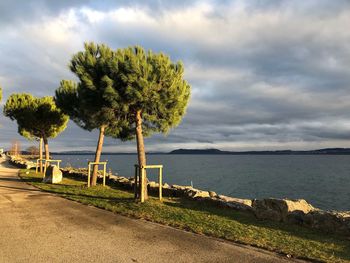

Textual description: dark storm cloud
[1,0,350,152]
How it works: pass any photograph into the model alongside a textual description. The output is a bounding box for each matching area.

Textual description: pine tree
[55,43,131,186]
[115,46,191,201]
[3,94,68,166]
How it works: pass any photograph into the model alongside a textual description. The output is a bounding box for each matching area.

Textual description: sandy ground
[0,158,304,263]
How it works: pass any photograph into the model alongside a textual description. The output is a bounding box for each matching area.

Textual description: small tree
[0,86,2,102]
[116,46,191,200]
[55,43,130,186]
[3,94,68,167]
[9,140,21,156]
[26,145,39,156]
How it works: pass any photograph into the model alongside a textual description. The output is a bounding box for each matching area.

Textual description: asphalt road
[0,158,304,263]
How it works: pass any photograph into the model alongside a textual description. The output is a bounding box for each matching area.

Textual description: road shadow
[0,160,19,169]
[56,190,135,204]
[0,177,24,182]
[0,185,41,192]
[25,182,135,203]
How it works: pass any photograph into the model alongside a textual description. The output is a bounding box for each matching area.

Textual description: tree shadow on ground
[99,183,350,244]
[20,173,350,261]
[0,176,28,182]
[35,184,135,203]
[0,185,41,192]
[19,176,43,184]
[163,198,350,258]
[0,161,19,169]
[84,181,350,257]
[63,174,88,183]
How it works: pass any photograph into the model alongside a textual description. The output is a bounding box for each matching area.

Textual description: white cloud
[80,8,106,24]
[1,1,350,151]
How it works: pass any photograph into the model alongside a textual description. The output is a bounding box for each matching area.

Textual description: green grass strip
[19,170,350,262]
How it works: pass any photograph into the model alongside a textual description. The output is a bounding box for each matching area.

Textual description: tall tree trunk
[43,137,49,161]
[14,142,18,156]
[91,125,106,186]
[135,110,148,201]
[39,138,43,173]
[43,137,49,172]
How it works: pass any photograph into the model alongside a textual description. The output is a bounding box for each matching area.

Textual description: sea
[52,154,350,211]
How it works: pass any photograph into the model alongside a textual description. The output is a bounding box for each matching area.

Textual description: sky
[1,0,350,152]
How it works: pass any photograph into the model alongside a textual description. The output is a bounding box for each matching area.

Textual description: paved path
[0,158,303,263]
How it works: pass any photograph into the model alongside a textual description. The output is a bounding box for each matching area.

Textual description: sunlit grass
[20,169,350,262]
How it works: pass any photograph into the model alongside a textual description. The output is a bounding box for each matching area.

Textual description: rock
[109,177,119,183]
[286,210,307,225]
[161,183,177,196]
[208,191,217,198]
[148,181,160,188]
[172,184,193,192]
[304,210,350,236]
[252,198,316,222]
[117,177,129,183]
[218,195,252,206]
[113,176,133,187]
[185,189,210,199]
[163,183,171,189]
[108,174,119,180]
[147,181,161,194]
[257,208,283,221]
[43,165,63,184]
[284,199,315,213]
[172,184,185,190]
[216,195,253,211]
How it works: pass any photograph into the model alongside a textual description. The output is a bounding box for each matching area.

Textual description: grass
[19,169,350,263]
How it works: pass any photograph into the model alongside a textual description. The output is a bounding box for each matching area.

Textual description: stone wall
[8,156,36,169]
[9,156,350,237]
[60,167,350,237]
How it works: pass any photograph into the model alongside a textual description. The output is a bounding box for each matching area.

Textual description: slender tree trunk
[39,138,43,173]
[14,142,18,156]
[91,125,106,186]
[135,110,148,201]
[43,137,49,173]
[43,137,49,161]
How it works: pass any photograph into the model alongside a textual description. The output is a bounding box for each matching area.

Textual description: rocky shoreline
[10,156,350,237]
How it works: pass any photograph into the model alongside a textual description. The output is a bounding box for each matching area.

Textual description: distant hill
[169,148,350,155]
[51,151,95,155]
[311,148,350,154]
[169,148,228,154]
[51,151,158,155]
[50,148,350,155]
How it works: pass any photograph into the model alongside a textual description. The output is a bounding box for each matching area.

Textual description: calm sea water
[52,154,350,211]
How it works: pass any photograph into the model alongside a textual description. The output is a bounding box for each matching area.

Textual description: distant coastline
[169,148,350,155]
[48,147,350,155]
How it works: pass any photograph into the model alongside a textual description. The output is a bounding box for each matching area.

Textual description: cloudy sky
[1,0,350,152]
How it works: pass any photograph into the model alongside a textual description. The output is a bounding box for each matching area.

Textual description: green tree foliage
[56,43,191,195]
[0,86,2,102]
[115,46,191,201]
[3,93,68,161]
[55,43,130,186]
